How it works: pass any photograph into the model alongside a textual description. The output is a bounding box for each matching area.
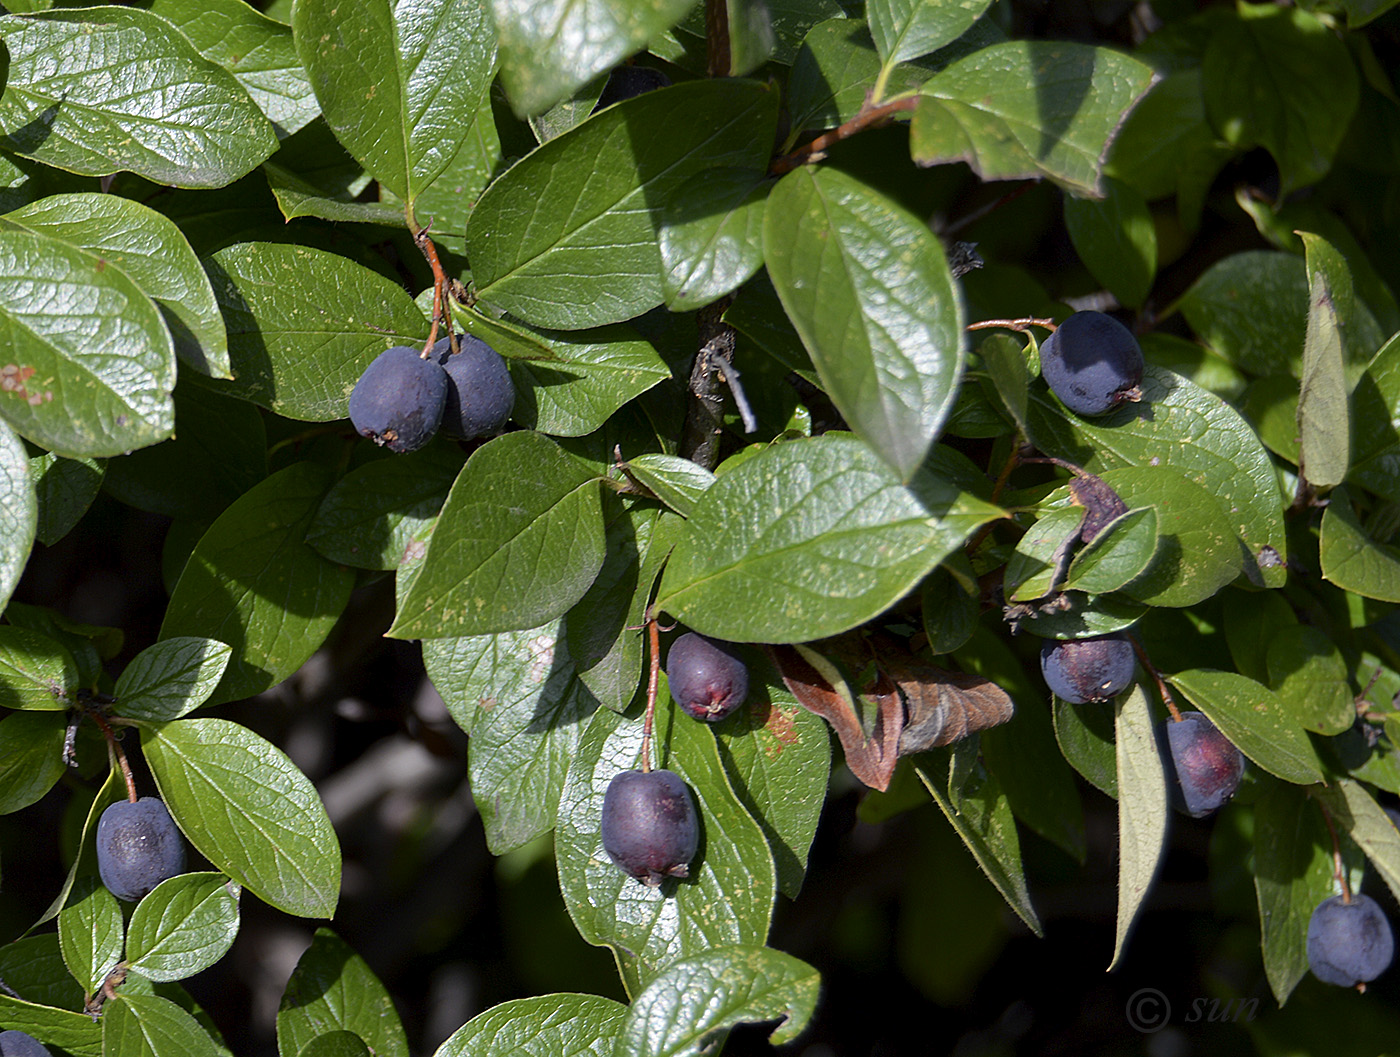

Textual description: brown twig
[86,708,138,802]
[769,97,920,176]
[641,612,661,774]
[705,0,730,77]
[966,316,1058,334]
[1128,635,1182,722]
[413,228,450,359]
[1317,803,1353,904]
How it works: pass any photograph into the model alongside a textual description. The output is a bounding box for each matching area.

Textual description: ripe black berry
[96,797,186,902]
[431,335,515,440]
[1039,633,1135,704]
[1307,893,1394,988]
[666,632,749,722]
[0,1032,52,1057]
[1040,311,1144,416]
[348,345,448,453]
[1160,711,1245,817]
[600,769,698,885]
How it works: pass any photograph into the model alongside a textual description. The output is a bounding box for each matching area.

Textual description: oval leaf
[126,873,239,983]
[276,929,409,1057]
[0,709,67,812]
[1109,684,1168,970]
[434,994,625,1057]
[102,993,220,1057]
[113,637,233,722]
[57,878,124,998]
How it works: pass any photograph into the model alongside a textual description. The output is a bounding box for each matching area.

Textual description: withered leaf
[889,661,1015,755]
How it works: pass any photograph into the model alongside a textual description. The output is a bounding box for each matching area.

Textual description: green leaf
[30,451,102,547]
[389,431,607,639]
[113,637,233,722]
[1265,626,1354,736]
[867,0,992,67]
[1177,250,1308,377]
[434,994,626,1057]
[30,771,123,933]
[1165,669,1323,785]
[659,168,770,312]
[712,651,832,898]
[1296,232,1351,489]
[1062,507,1159,596]
[489,0,695,115]
[1108,684,1167,970]
[619,455,715,518]
[159,462,354,704]
[912,41,1156,196]
[1027,365,1288,589]
[0,8,277,187]
[58,878,124,998]
[297,1032,371,1057]
[466,80,778,329]
[657,435,1000,642]
[1320,486,1400,602]
[0,708,66,812]
[0,933,87,1012]
[1063,178,1156,309]
[135,0,319,138]
[764,167,964,480]
[555,704,776,995]
[4,192,230,379]
[103,992,220,1057]
[914,743,1042,935]
[0,625,75,709]
[1254,779,1335,1005]
[786,19,936,136]
[0,997,101,1057]
[0,227,176,457]
[126,873,239,983]
[0,417,35,609]
[1222,587,1296,686]
[202,242,427,421]
[1351,333,1400,503]
[143,717,341,919]
[619,945,820,1054]
[1312,779,1400,911]
[458,313,670,438]
[467,622,601,853]
[1053,697,1117,798]
[292,0,495,205]
[305,446,461,571]
[1202,4,1358,196]
[276,929,410,1057]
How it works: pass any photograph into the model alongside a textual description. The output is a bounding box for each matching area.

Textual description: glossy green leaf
[656,435,1001,643]
[1265,625,1353,736]
[1177,250,1308,377]
[0,998,100,1057]
[435,994,626,1057]
[660,168,770,312]
[202,242,427,421]
[458,313,670,438]
[277,930,408,1057]
[1312,779,1400,910]
[137,0,318,137]
[0,933,87,1013]
[144,718,341,919]
[0,227,176,457]
[975,332,1033,438]
[1254,779,1335,1005]
[1005,504,1083,603]
[1063,178,1156,309]
[0,625,75,709]
[1062,507,1159,596]
[620,455,715,518]
[30,770,123,934]
[786,19,934,136]
[4,192,229,379]
[1109,684,1167,970]
[1053,697,1117,798]
[466,622,601,853]
[867,0,991,67]
[721,0,776,76]
[1202,4,1358,196]
[713,651,831,898]
[912,41,1156,196]
[489,0,694,115]
[764,167,964,480]
[466,80,778,329]
[390,432,605,639]
[0,418,35,610]
[58,878,124,998]
[620,945,820,1054]
[0,709,66,812]
[1320,486,1400,602]
[1027,365,1288,589]
[30,452,103,547]
[298,1032,371,1057]
[914,743,1042,935]
[264,164,408,228]
[0,8,277,187]
[1296,232,1351,489]
[305,446,462,570]
[113,637,232,722]
[293,0,495,204]
[126,873,240,983]
[103,992,220,1057]
[1165,669,1323,785]
[555,704,776,995]
[159,462,354,704]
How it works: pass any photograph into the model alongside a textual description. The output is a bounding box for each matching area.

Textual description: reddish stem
[1318,804,1353,903]
[87,709,138,802]
[769,97,920,176]
[966,316,1058,334]
[414,230,449,359]
[641,612,661,773]
[1128,636,1182,722]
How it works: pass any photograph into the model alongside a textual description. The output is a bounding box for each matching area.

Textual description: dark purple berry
[666,632,748,722]
[431,335,515,440]
[1160,711,1245,817]
[1307,893,1394,988]
[600,769,698,885]
[1039,633,1135,704]
[96,797,186,902]
[1040,311,1144,416]
[348,345,448,453]
[0,1032,52,1057]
